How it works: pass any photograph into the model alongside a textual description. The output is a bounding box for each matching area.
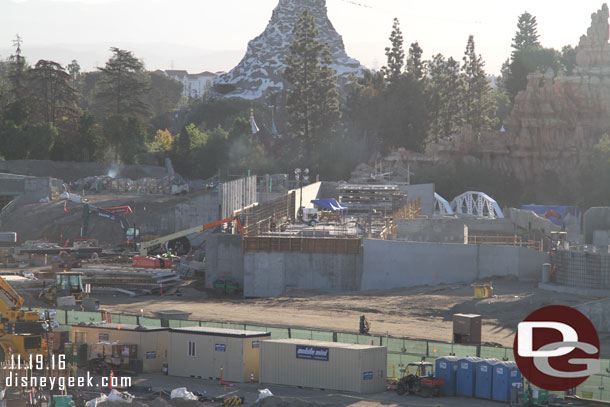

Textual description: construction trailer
[259,339,387,393]
[71,323,169,373]
[168,327,270,382]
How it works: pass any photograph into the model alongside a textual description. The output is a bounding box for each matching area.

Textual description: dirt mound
[0,160,167,182]
[1,200,125,246]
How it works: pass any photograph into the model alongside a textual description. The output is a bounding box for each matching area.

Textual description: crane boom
[139,215,243,256]
[0,277,23,312]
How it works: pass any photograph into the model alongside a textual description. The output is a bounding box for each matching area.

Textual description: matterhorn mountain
[213,0,363,101]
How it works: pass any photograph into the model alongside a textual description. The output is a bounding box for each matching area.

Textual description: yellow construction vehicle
[0,276,56,361]
[40,271,85,306]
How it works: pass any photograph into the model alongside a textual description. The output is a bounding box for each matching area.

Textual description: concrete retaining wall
[399,183,435,216]
[360,239,547,290]
[205,234,244,288]
[244,251,362,297]
[0,173,63,203]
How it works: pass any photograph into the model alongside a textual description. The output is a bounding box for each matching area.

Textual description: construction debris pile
[70,175,189,195]
[79,266,184,296]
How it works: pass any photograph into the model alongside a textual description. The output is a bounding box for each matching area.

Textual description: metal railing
[468,234,542,251]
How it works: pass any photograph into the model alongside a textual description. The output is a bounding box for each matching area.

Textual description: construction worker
[359,315,370,335]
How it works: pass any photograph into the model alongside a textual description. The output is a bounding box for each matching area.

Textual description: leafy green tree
[94,47,150,117]
[8,35,28,101]
[407,41,424,80]
[25,123,57,159]
[0,122,27,159]
[76,111,100,161]
[102,114,146,164]
[462,35,496,136]
[560,45,577,75]
[501,12,561,101]
[26,60,79,127]
[66,60,81,87]
[382,18,405,83]
[146,71,183,130]
[505,47,561,100]
[344,70,385,158]
[426,54,464,140]
[283,10,341,165]
[190,126,229,178]
[512,12,540,53]
[580,134,610,207]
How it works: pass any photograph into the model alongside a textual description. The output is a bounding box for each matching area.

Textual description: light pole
[294,168,309,221]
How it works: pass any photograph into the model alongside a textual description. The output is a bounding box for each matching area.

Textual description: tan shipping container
[260,339,387,393]
[168,327,270,382]
[71,323,168,373]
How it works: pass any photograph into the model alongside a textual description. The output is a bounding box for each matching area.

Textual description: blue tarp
[521,204,580,226]
[311,199,348,212]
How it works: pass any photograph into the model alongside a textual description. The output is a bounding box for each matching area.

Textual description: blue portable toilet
[475,358,500,399]
[435,356,458,396]
[492,361,522,402]
[456,357,482,397]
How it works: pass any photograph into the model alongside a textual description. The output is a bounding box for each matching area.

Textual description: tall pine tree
[94,47,150,117]
[407,41,424,80]
[426,54,464,140]
[462,35,495,138]
[283,10,340,166]
[512,12,540,53]
[382,18,405,84]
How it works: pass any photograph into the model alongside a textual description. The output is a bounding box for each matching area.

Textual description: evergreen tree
[407,41,424,80]
[67,60,81,87]
[382,18,405,83]
[512,12,540,53]
[426,54,464,140]
[560,45,577,75]
[462,35,495,137]
[94,47,150,117]
[502,12,560,102]
[26,60,79,126]
[8,35,27,101]
[283,10,340,165]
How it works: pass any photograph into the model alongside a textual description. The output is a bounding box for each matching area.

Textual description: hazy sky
[0,0,607,75]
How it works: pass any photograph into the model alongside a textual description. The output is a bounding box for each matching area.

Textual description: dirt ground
[95,276,608,352]
[0,192,201,245]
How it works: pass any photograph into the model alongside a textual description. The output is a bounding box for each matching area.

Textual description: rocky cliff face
[410,4,610,186]
[213,0,362,101]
